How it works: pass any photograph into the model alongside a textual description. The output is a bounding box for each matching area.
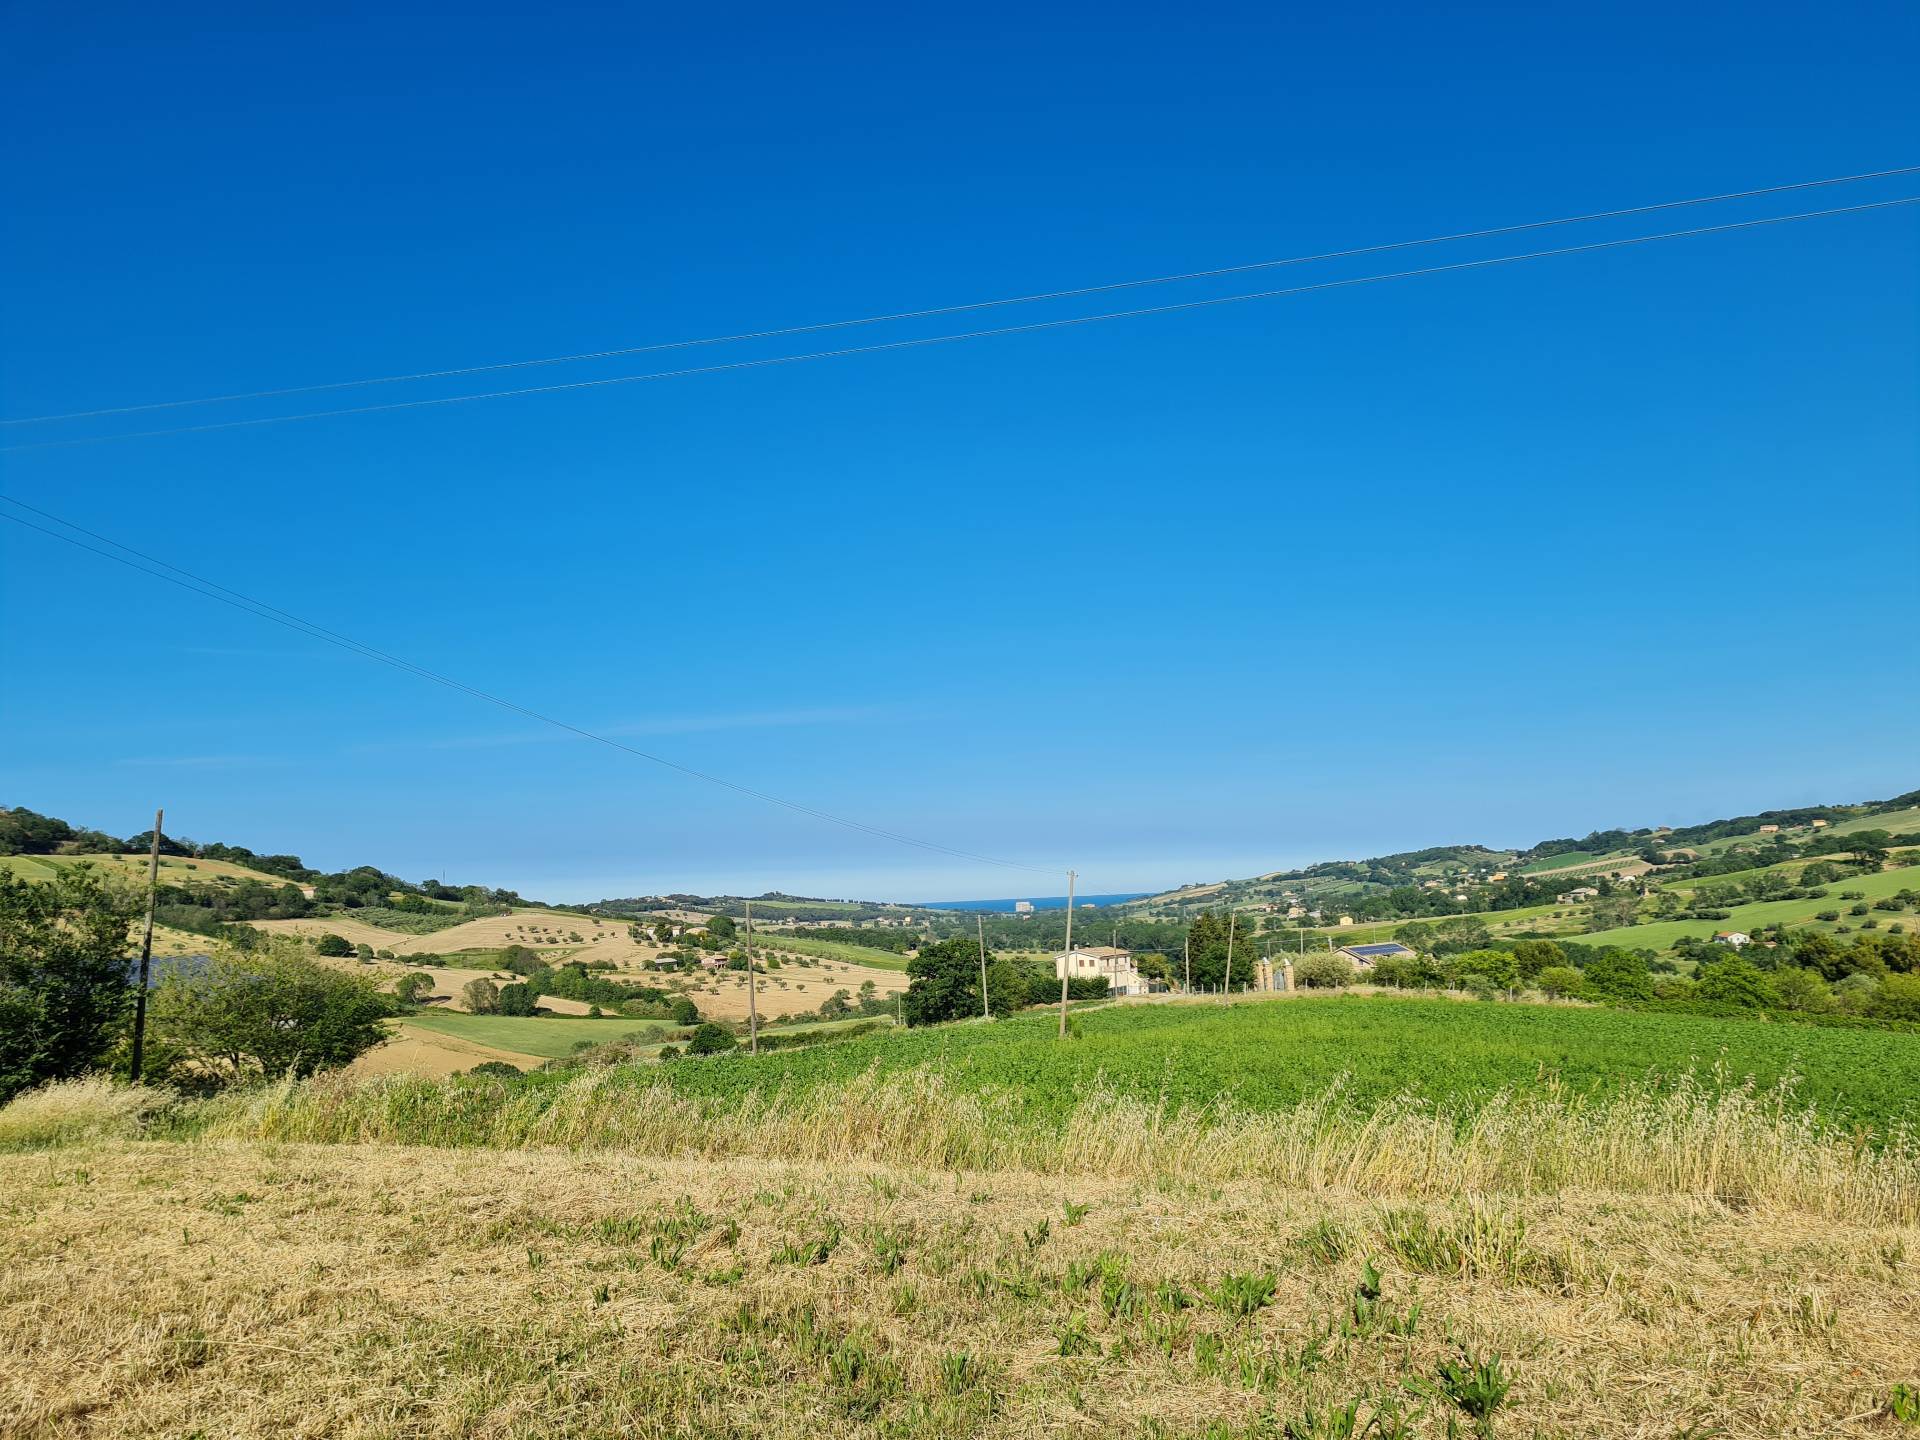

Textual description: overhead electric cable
[4,163,1915,429]
[5,193,1914,454]
[0,495,1058,875]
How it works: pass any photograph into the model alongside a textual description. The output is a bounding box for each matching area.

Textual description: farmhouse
[1759,824,1781,834]
[1714,931,1753,948]
[1053,945,1145,996]
[1557,885,1600,904]
[1336,941,1417,970]
[1811,818,1830,829]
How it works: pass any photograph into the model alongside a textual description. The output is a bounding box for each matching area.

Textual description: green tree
[1770,966,1831,1013]
[462,977,500,1014]
[668,995,700,1026]
[497,983,537,1016]
[903,936,987,1025]
[1583,949,1654,1002]
[1694,958,1777,1009]
[984,957,1027,1017]
[1871,972,1920,1023]
[686,1021,738,1055]
[148,942,391,1083]
[394,971,436,1006]
[1183,911,1236,989]
[313,932,353,957]
[0,867,139,1102]
[707,914,737,940]
[1509,939,1564,983]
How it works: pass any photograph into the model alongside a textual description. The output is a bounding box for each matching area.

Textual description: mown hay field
[2,1140,1915,1438]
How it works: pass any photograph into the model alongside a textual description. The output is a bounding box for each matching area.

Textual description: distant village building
[1336,915,1355,927]
[1014,900,1035,914]
[1557,885,1600,904]
[1487,872,1507,882]
[1053,945,1145,996]
[1811,818,1830,829]
[1714,931,1753,948]
[1337,942,1417,970]
[1758,824,1781,835]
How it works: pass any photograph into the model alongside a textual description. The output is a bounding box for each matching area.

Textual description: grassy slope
[653,995,1920,1133]
[759,935,911,971]
[1575,862,1919,950]
[0,852,298,888]
[401,1010,672,1059]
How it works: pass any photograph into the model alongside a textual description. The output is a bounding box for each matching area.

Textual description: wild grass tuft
[0,1076,170,1149]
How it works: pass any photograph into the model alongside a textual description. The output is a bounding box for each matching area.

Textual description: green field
[1576,861,1920,949]
[402,1010,672,1058]
[756,934,911,970]
[649,994,1920,1134]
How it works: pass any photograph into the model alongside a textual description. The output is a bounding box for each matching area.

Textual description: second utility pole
[744,899,758,1055]
[128,807,163,1082]
[977,913,990,1018]
[1057,869,1076,1037]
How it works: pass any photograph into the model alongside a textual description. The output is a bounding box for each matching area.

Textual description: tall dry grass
[0,1076,169,1149]
[190,1064,1920,1223]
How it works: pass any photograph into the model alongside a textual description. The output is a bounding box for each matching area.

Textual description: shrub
[313,933,353,957]
[1295,954,1354,989]
[669,996,700,1026]
[0,867,141,1103]
[465,1060,522,1079]
[497,983,537,1016]
[1536,965,1585,999]
[394,972,437,1006]
[462,978,500,1014]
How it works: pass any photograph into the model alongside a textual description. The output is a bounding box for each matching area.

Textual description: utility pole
[129,807,163,1082]
[1057,869,1076,1037]
[977,913,990,1019]
[744,899,758,1055]
[1183,934,1190,994]
[1222,909,1237,1001]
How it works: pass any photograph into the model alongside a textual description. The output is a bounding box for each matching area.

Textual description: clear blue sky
[2,2,1916,903]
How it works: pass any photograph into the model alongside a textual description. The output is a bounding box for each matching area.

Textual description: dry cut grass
[2,1140,1915,1438]
[186,1065,1920,1225]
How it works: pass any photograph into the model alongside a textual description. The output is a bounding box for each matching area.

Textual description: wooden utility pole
[1057,869,1076,1037]
[1222,910,1237,1001]
[1183,934,1191,993]
[129,808,162,1081]
[976,913,990,1019]
[744,899,758,1055]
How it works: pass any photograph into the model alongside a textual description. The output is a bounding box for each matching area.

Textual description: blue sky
[2,2,1916,903]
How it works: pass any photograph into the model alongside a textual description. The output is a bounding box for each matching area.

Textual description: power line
[5,165,1915,431]
[6,193,1914,454]
[0,495,1057,876]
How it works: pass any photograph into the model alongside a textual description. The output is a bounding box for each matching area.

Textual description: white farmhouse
[1053,945,1145,996]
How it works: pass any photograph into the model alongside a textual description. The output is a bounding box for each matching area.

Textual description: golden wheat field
[1,1136,1916,1439]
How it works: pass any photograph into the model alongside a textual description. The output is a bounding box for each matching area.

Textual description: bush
[393,972,437,1006]
[1294,954,1354,989]
[464,1060,522,1079]
[669,996,700,1026]
[0,867,141,1103]
[1536,965,1585,999]
[497,983,537,1016]
[313,933,353,957]
[462,978,500,1014]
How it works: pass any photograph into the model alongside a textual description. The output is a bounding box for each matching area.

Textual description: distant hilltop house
[1014,900,1035,914]
[1759,824,1781,834]
[650,953,686,969]
[1714,931,1753,948]
[1557,885,1601,904]
[1336,915,1355,927]
[1487,871,1507,882]
[1336,942,1417,970]
[1053,945,1145,996]
[1811,817,1830,828]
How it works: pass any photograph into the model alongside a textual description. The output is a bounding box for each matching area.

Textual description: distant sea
[912,893,1150,913]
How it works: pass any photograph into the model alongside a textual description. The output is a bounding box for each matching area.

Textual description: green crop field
[402,1010,672,1058]
[757,934,910,970]
[648,994,1920,1134]
[1518,850,1620,874]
